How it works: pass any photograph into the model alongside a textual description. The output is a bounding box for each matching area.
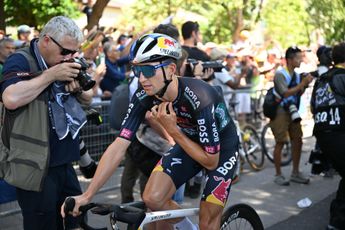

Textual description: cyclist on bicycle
[61,33,239,230]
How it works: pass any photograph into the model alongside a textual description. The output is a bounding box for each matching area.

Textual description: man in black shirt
[181,21,210,62]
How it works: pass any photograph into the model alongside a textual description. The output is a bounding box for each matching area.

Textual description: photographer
[181,21,214,81]
[311,42,345,230]
[271,46,313,186]
[0,16,92,230]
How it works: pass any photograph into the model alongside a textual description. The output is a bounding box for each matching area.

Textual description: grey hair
[39,16,83,44]
[0,37,14,47]
[103,41,116,56]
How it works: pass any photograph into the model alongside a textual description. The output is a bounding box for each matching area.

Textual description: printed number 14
[329,107,341,125]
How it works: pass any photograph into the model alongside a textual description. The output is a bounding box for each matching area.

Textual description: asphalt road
[1,135,340,230]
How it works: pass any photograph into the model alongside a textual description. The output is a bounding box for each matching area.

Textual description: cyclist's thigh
[153,144,203,189]
[202,142,238,207]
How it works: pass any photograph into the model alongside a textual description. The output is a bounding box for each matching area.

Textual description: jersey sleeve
[195,104,220,154]
[118,90,148,141]
[1,53,31,98]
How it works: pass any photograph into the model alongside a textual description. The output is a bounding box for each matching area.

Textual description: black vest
[312,67,345,133]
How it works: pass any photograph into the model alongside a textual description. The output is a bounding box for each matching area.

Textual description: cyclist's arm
[153,102,219,170]
[61,137,131,217]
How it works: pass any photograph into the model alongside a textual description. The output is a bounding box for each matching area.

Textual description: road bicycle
[260,123,292,166]
[228,99,265,172]
[64,197,264,230]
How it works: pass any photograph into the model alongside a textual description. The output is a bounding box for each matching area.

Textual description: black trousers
[316,131,345,229]
[16,164,82,230]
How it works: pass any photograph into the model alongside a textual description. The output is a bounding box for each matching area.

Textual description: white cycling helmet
[130,33,182,63]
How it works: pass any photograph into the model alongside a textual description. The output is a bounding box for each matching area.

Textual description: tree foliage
[125,0,344,47]
[3,0,80,30]
[306,0,345,44]
[125,0,261,44]
[261,0,313,48]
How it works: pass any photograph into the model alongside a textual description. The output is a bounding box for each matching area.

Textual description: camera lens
[288,104,301,122]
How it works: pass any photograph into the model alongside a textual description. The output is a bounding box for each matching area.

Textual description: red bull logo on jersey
[206,176,231,206]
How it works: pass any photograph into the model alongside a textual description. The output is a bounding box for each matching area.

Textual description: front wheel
[220,203,264,230]
[261,124,292,166]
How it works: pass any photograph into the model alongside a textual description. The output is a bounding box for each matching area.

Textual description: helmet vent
[143,40,157,54]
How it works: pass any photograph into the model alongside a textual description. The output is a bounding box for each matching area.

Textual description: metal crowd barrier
[0,100,120,218]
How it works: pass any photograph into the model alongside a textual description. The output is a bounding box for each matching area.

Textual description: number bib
[314,106,345,132]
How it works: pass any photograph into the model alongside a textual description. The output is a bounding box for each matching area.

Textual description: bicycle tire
[242,125,265,170]
[261,124,292,166]
[220,203,264,230]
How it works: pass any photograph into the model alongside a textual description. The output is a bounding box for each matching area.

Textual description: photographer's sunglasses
[48,35,78,56]
[132,62,171,78]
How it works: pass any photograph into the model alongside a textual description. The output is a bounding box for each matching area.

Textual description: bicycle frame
[137,208,199,229]
[64,197,263,230]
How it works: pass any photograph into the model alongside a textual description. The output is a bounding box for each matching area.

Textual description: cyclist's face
[134,61,173,96]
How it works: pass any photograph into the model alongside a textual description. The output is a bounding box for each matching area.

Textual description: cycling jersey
[119,77,237,154]
[119,77,239,206]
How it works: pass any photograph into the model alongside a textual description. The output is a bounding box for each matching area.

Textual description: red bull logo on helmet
[206,176,231,206]
[157,37,176,48]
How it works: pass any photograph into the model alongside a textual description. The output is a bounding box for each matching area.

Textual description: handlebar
[63,197,147,230]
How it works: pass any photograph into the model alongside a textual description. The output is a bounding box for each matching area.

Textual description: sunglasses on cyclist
[132,62,171,78]
[48,35,78,56]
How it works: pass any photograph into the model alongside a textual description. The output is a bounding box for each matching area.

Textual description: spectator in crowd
[233,49,257,124]
[211,50,244,111]
[260,49,282,82]
[311,42,345,230]
[0,30,5,40]
[14,24,32,49]
[0,37,15,80]
[100,41,130,98]
[181,21,210,79]
[117,34,129,51]
[82,32,107,102]
[271,46,313,186]
[0,16,93,229]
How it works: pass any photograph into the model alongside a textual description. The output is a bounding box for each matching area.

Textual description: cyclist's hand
[151,102,177,131]
[60,194,89,218]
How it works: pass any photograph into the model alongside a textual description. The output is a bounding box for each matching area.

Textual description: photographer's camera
[64,57,96,91]
[185,58,223,78]
[287,103,302,122]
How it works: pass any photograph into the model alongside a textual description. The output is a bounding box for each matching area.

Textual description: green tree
[1,0,80,32]
[125,0,261,44]
[306,0,345,44]
[261,0,313,48]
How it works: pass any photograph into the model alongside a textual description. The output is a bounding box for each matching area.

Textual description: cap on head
[17,25,31,34]
[130,33,182,63]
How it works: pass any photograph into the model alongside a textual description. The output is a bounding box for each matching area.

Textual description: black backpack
[263,87,281,120]
[109,84,130,130]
